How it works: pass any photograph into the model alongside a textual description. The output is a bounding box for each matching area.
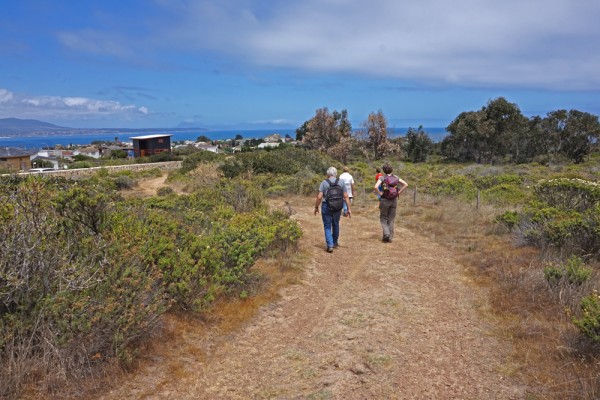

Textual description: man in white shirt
[339,166,355,217]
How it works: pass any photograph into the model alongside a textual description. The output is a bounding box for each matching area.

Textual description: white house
[30,155,60,170]
[257,142,281,149]
[196,143,219,153]
[73,147,102,159]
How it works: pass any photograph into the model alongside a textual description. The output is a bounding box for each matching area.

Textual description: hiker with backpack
[374,163,408,243]
[314,166,352,253]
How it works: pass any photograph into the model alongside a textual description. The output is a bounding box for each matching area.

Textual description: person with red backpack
[314,166,352,253]
[373,164,408,243]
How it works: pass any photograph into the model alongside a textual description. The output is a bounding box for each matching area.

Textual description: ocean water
[0,127,447,150]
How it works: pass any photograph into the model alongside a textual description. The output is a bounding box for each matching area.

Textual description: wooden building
[130,134,173,158]
[0,147,36,171]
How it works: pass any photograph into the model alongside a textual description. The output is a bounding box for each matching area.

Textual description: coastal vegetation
[1,96,599,398]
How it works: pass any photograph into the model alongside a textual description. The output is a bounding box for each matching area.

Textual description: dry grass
[399,193,600,399]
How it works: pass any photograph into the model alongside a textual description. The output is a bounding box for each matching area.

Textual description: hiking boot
[333,243,339,248]
[382,235,390,243]
[327,247,334,253]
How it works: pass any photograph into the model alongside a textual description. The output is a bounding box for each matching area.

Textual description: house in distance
[130,134,173,158]
[0,147,37,171]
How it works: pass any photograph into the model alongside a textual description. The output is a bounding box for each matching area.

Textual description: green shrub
[114,174,136,190]
[495,210,520,228]
[543,256,591,289]
[219,147,330,178]
[482,184,527,206]
[0,175,302,396]
[69,161,94,169]
[543,264,564,287]
[474,174,524,189]
[565,256,592,285]
[157,186,175,197]
[427,175,477,199]
[535,178,600,212]
[573,291,600,342]
[180,150,223,173]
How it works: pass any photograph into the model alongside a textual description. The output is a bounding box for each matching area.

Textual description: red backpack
[381,175,400,200]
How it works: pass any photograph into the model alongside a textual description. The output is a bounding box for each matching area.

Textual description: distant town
[0,132,297,173]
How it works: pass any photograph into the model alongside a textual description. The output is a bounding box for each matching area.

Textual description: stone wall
[9,161,182,179]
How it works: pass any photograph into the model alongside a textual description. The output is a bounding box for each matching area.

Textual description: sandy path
[99,196,526,399]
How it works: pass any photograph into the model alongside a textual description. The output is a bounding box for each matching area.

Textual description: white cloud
[0,88,150,120]
[52,0,600,90]
[146,0,600,90]
[0,89,14,103]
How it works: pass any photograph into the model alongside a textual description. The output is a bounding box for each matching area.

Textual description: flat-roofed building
[130,134,173,158]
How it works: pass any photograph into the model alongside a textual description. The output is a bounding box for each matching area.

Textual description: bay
[0,127,447,150]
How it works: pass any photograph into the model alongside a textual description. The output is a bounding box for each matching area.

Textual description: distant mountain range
[0,118,68,134]
[0,118,207,136]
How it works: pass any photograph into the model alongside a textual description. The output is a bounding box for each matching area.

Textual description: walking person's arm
[343,192,352,218]
[314,191,323,215]
[397,177,409,195]
[373,178,383,197]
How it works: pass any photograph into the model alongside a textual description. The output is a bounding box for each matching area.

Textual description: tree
[196,135,211,143]
[442,97,527,163]
[302,108,352,162]
[542,109,600,163]
[442,110,492,162]
[404,126,434,162]
[295,120,309,141]
[357,110,397,160]
[484,97,528,163]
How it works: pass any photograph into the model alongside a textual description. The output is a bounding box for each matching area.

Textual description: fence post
[476,189,480,210]
[413,186,417,206]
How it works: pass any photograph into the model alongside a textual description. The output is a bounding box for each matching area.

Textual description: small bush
[565,256,592,285]
[157,186,175,197]
[495,210,520,228]
[474,174,524,190]
[535,178,600,212]
[543,264,564,287]
[543,256,591,288]
[427,175,477,199]
[180,150,223,174]
[482,184,527,206]
[114,175,136,190]
[573,291,600,342]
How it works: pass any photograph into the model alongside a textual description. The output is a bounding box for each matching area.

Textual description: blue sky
[1,0,600,130]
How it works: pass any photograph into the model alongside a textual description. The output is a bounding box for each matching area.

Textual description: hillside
[0,118,68,134]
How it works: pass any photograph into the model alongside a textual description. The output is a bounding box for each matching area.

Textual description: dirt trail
[99,196,526,399]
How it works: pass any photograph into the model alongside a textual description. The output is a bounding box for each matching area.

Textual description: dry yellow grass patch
[398,193,600,399]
